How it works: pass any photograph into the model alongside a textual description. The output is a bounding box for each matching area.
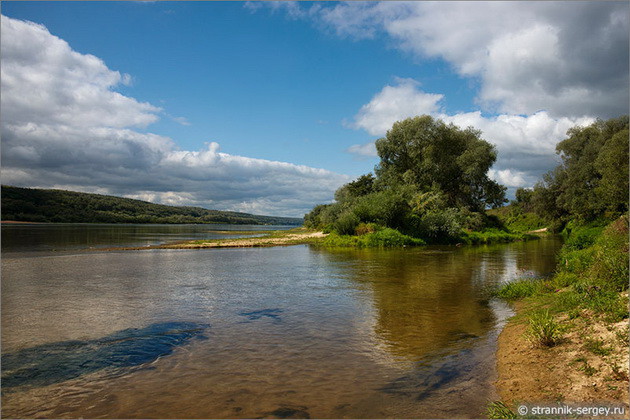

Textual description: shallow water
[1,225,562,418]
[0,223,292,254]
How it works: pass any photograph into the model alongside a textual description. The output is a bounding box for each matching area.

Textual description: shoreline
[495,299,629,416]
[92,229,328,251]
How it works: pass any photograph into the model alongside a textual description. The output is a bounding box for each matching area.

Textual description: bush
[334,212,360,235]
[557,247,595,274]
[463,229,528,245]
[552,272,579,288]
[351,189,411,229]
[416,208,463,243]
[355,222,380,236]
[564,227,603,250]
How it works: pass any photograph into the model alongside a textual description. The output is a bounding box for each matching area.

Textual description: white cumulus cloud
[261,1,629,119]
[351,78,443,136]
[0,15,348,217]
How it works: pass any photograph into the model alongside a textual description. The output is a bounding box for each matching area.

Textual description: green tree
[334,173,376,202]
[375,115,506,211]
[531,115,629,222]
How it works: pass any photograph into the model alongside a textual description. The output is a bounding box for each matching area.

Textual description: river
[1,224,562,418]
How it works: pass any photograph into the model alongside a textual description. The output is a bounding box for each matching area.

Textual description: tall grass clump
[494,278,541,300]
[526,309,563,347]
[486,401,517,419]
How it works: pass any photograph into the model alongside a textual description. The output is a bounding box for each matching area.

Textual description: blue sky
[1,2,628,216]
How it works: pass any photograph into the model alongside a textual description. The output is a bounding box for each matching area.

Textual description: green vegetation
[1,186,302,225]
[490,116,628,417]
[496,216,628,323]
[513,116,628,229]
[525,310,563,347]
[493,278,541,301]
[320,227,425,248]
[305,115,517,246]
[486,401,518,419]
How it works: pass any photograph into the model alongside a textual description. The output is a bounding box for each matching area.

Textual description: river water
[1,224,562,419]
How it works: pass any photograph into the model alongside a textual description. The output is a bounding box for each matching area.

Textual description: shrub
[416,208,463,243]
[551,272,578,288]
[351,189,411,229]
[463,229,528,245]
[334,212,360,235]
[355,222,380,236]
[557,247,595,274]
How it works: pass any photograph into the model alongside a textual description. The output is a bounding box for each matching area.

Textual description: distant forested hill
[1,186,303,225]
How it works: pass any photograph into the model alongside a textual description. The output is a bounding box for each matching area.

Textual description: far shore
[1,220,46,224]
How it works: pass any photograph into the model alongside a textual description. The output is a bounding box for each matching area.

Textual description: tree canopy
[528,115,629,222]
[375,115,506,211]
[305,115,508,242]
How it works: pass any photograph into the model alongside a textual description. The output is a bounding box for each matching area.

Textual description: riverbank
[495,300,629,411]
[114,226,538,251]
[92,228,328,251]
[167,229,327,248]
[490,216,629,418]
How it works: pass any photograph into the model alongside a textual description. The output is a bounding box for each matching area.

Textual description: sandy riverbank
[495,300,629,415]
[94,229,328,251]
[168,230,327,249]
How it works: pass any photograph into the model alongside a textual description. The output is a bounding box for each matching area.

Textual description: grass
[493,278,541,300]
[525,309,563,347]
[486,206,549,233]
[461,229,537,245]
[584,338,612,356]
[493,214,629,399]
[486,401,517,419]
[320,228,425,248]
[494,215,629,323]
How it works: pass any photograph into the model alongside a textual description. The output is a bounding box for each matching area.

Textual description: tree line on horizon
[0,186,303,225]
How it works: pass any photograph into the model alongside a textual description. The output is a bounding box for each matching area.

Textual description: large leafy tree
[532,115,629,221]
[375,115,506,211]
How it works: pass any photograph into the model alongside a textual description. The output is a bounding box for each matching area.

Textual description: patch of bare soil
[496,302,629,417]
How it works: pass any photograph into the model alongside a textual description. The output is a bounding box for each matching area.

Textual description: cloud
[345,142,377,158]
[263,1,629,119]
[0,16,160,129]
[350,78,443,136]
[170,115,191,126]
[344,78,594,189]
[0,15,348,217]
[487,169,527,189]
